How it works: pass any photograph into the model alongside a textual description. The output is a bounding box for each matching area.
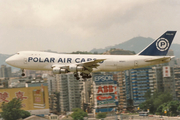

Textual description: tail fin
[138,31,176,56]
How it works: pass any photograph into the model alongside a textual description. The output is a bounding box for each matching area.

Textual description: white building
[56,73,83,112]
[47,75,57,95]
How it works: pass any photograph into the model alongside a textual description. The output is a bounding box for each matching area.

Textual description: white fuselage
[6,51,170,72]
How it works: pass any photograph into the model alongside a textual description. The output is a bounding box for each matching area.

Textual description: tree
[1,98,30,120]
[144,89,151,100]
[139,90,173,114]
[21,110,31,119]
[96,112,106,119]
[71,108,87,120]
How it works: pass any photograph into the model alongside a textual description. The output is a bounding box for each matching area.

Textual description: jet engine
[69,65,84,72]
[53,67,68,74]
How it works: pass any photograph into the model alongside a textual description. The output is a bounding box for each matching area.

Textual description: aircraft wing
[77,59,106,71]
[51,59,105,73]
[145,56,174,62]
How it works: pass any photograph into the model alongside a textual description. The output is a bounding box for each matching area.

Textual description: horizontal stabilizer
[145,56,174,62]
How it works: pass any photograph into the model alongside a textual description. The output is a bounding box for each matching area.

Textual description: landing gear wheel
[76,77,80,80]
[21,69,25,76]
[74,72,80,80]
[81,73,92,79]
[74,73,78,77]
[21,73,25,76]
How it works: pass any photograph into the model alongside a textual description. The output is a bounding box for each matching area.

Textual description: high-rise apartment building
[56,73,83,112]
[125,67,153,107]
[173,66,180,100]
[113,72,127,111]
[47,75,57,95]
[0,65,11,78]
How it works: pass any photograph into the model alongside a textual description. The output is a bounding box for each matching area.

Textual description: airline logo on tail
[156,38,169,51]
[138,31,176,56]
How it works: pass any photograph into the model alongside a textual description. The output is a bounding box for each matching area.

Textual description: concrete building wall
[0,65,12,78]
[56,73,83,112]
[174,66,180,100]
[125,68,153,107]
[113,72,127,111]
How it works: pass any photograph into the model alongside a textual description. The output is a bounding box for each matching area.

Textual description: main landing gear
[74,72,92,80]
[80,73,92,79]
[74,72,80,80]
[21,69,25,76]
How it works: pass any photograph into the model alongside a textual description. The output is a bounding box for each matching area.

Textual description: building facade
[56,73,83,112]
[0,65,11,78]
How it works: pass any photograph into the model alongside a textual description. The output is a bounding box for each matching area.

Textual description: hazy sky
[0,0,180,54]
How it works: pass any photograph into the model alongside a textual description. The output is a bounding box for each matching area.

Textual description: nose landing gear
[21,69,25,76]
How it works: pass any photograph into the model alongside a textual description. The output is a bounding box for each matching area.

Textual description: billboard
[97,100,118,107]
[33,88,46,108]
[97,95,118,101]
[0,86,49,112]
[96,94,118,107]
[96,85,117,94]
[163,66,171,77]
[94,75,113,82]
[95,108,116,113]
[93,74,119,111]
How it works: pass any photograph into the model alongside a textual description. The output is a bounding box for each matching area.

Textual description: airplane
[6,31,176,80]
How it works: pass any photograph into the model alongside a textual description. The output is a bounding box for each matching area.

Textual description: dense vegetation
[71,108,87,120]
[96,112,107,119]
[1,98,31,120]
[139,90,180,116]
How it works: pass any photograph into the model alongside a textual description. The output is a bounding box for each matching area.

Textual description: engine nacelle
[53,67,68,74]
[69,65,84,72]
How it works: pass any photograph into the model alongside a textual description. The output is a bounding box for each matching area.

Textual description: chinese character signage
[0,92,9,102]
[163,66,171,77]
[15,91,28,100]
[0,86,49,112]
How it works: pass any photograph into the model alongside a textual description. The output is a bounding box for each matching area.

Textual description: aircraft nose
[5,56,15,66]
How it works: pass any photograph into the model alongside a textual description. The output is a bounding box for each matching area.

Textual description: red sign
[97,95,113,100]
[97,95,118,101]
[0,92,9,102]
[97,85,117,94]
[15,91,28,100]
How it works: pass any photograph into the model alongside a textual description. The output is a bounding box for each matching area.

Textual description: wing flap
[77,59,106,66]
[77,59,105,72]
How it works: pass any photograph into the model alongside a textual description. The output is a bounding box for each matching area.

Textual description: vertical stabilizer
[138,31,176,56]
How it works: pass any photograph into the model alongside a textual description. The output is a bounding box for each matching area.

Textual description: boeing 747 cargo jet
[6,31,176,80]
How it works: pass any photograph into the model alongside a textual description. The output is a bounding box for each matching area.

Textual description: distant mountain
[90,36,180,58]
[90,37,153,54]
